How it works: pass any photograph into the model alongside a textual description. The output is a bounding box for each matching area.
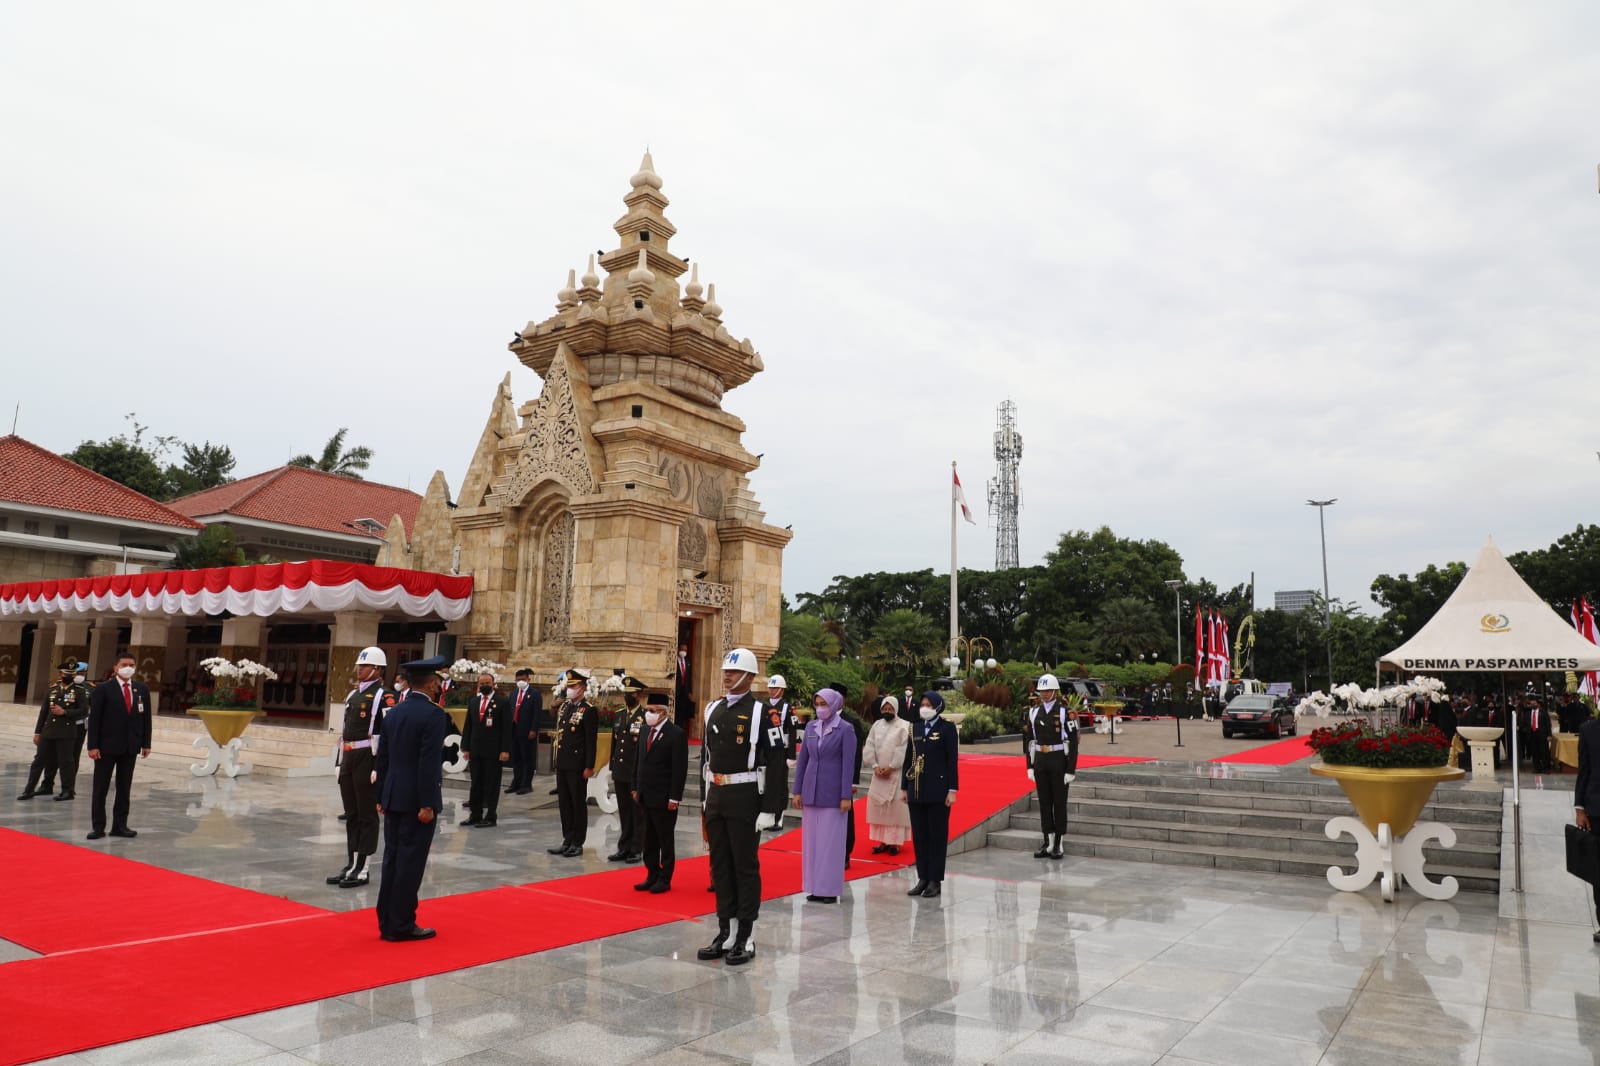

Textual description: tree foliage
[288,428,373,479]
[67,414,236,502]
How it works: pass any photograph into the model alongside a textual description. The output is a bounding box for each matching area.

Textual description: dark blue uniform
[1023,698,1079,858]
[902,705,960,893]
[374,690,450,939]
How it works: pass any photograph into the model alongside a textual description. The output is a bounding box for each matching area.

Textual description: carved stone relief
[695,466,724,518]
[674,578,736,671]
[677,517,707,566]
[540,511,576,643]
[503,354,595,505]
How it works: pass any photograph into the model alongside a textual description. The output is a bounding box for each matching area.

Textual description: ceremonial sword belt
[706,770,759,786]
[1035,743,1067,753]
[342,739,373,752]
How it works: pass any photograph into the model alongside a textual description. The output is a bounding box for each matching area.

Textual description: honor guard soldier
[903,691,960,897]
[547,668,598,857]
[755,674,800,833]
[328,646,389,888]
[607,675,649,863]
[460,669,512,828]
[1023,674,1079,860]
[19,659,92,801]
[696,647,778,966]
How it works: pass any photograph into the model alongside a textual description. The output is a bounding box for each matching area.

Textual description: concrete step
[987,827,1500,893]
[1044,793,1504,837]
[1076,768,1504,807]
[1043,780,1502,825]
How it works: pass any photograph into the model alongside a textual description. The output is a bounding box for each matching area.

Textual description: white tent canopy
[1380,537,1600,673]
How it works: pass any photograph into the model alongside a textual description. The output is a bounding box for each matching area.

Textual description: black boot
[326,853,355,885]
[547,840,571,855]
[697,924,731,960]
[907,879,929,897]
[1049,834,1064,860]
[726,921,755,965]
[339,853,370,888]
[1032,836,1051,858]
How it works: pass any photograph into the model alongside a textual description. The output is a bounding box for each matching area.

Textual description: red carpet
[0,751,1150,1065]
[1211,734,1315,765]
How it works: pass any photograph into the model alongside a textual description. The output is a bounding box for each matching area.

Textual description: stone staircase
[987,764,1504,892]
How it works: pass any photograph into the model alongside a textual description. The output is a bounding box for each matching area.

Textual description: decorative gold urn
[188,708,263,747]
[1309,763,1466,836]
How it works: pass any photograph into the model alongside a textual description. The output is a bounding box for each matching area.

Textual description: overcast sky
[4,3,1597,611]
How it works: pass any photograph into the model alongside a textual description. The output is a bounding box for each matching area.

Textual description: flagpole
[950,460,959,660]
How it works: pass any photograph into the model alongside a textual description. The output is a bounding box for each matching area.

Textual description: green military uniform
[549,684,598,853]
[20,669,92,800]
[608,697,648,861]
[329,681,388,886]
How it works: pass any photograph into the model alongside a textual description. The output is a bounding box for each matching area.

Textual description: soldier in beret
[547,668,598,857]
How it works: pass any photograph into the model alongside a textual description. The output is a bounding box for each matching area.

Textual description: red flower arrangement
[1307,722,1451,769]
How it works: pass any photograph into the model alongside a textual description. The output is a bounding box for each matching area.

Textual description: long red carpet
[0,752,1148,1064]
[1212,733,1315,765]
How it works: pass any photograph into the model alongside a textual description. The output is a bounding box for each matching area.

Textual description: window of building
[23,519,39,536]
[54,523,69,539]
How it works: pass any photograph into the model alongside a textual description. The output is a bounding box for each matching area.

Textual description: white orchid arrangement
[196,656,278,708]
[1295,691,1337,718]
[448,657,506,680]
[1320,677,1448,721]
[200,657,279,682]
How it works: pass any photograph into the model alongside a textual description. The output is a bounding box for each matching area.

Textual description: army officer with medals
[547,668,598,857]
[607,674,649,863]
[1023,673,1079,860]
[903,690,960,898]
[329,646,390,888]
[696,647,778,966]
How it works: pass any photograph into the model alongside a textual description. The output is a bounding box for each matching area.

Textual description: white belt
[1036,743,1067,753]
[707,771,759,785]
[342,740,373,752]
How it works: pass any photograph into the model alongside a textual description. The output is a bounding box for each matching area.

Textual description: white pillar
[0,620,24,703]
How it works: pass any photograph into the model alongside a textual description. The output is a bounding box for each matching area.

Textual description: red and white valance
[0,562,473,621]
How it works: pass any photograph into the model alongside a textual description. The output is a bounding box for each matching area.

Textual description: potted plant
[190,657,278,750]
[445,658,505,731]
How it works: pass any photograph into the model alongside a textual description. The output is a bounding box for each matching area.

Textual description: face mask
[395,684,408,695]
[644,710,664,727]
[814,704,833,720]
[919,707,936,721]
[516,680,529,691]
[566,686,580,701]
[117,666,135,681]
[74,674,85,684]
[479,684,494,694]
[882,707,896,717]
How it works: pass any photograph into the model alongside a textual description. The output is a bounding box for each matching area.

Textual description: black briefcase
[1566,823,1600,886]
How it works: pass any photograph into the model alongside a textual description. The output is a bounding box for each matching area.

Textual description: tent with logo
[1379,536,1600,890]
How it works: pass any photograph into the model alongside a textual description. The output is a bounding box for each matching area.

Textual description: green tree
[1508,525,1600,615]
[164,441,237,498]
[1091,596,1168,664]
[861,608,944,682]
[67,437,170,499]
[777,610,839,661]
[1025,527,1185,655]
[1369,561,1469,645]
[288,428,373,479]
[171,525,246,570]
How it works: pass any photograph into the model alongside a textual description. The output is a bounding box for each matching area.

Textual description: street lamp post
[1164,579,1184,748]
[1307,499,1337,691]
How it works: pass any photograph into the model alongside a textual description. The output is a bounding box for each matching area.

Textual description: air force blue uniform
[374,688,450,939]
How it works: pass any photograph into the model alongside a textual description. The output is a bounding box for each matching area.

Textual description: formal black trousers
[25,737,73,793]
[467,756,505,820]
[556,768,589,845]
[640,803,679,884]
[909,802,952,883]
[337,748,379,856]
[704,781,762,925]
[376,810,437,937]
[614,777,638,851]
[509,729,536,790]
[90,753,138,832]
[1033,751,1069,836]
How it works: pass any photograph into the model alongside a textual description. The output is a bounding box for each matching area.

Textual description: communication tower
[987,400,1022,570]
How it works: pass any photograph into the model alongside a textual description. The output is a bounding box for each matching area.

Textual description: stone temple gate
[395,154,790,721]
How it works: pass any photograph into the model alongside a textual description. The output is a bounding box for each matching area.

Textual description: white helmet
[767,674,787,690]
[356,646,387,668]
[1035,673,1060,691]
[722,648,758,674]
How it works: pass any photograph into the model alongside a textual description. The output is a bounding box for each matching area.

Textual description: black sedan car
[1220,694,1296,739]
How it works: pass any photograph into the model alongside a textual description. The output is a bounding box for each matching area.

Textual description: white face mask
[566,686,580,701]
[919,706,936,721]
[516,680,529,691]
[644,710,664,727]
[74,674,85,684]
[116,665,135,680]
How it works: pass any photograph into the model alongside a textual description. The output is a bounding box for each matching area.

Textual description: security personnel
[506,668,541,795]
[696,647,777,966]
[607,675,649,862]
[1023,674,1079,860]
[19,659,92,801]
[547,668,598,857]
[756,674,800,833]
[460,669,512,827]
[327,646,389,888]
[374,654,452,942]
[903,690,960,897]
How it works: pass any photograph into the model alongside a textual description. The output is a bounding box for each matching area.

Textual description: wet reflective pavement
[5,743,1597,1065]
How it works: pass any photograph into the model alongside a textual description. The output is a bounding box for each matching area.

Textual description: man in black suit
[632,701,688,893]
[1573,715,1600,939]
[1527,697,1554,774]
[85,653,152,840]
[460,670,512,827]
[673,643,694,730]
[506,668,541,795]
[375,655,452,942]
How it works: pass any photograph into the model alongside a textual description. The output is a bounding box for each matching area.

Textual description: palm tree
[288,428,373,479]
[1092,597,1167,663]
[863,609,942,677]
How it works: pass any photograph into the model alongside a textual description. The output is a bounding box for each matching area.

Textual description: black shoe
[1593,930,1600,944]
[515,788,532,795]
[1032,841,1051,858]
[337,813,348,821]
[382,926,436,942]
[887,845,899,855]
[548,788,559,795]
[547,842,571,855]
[634,879,658,892]
[920,883,941,897]
[726,940,755,965]
[338,870,370,888]
[53,792,73,801]
[706,883,716,892]
[871,844,889,854]
[504,785,518,794]
[649,882,671,894]
[110,828,137,838]
[460,815,481,826]
[87,830,105,840]
[697,930,730,960]
[16,792,35,802]
[805,894,838,904]
[326,868,353,885]
[623,852,642,864]
[907,880,928,897]
[561,845,582,857]
[473,819,497,828]
[1049,846,1064,860]
[607,850,628,862]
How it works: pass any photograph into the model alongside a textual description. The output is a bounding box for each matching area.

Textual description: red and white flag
[953,467,976,525]
[1194,606,1205,684]
[1220,615,1232,681]
[1573,596,1598,698]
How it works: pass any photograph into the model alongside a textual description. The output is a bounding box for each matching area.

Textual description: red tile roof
[169,466,422,537]
[0,436,204,530]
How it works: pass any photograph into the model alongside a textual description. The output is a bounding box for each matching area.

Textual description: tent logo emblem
[1480,613,1511,634]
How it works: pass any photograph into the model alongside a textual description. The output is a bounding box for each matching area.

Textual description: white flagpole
[950,460,959,660]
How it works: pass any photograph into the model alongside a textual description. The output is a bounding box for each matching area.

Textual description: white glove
[754,811,778,831]
[1026,769,1035,782]
[1063,773,1076,783]
[369,770,377,785]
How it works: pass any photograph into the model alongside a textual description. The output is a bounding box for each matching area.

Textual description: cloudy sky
[3,3,1597,610]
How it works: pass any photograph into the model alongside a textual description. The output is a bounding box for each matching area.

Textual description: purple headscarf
[814,688,844,719]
